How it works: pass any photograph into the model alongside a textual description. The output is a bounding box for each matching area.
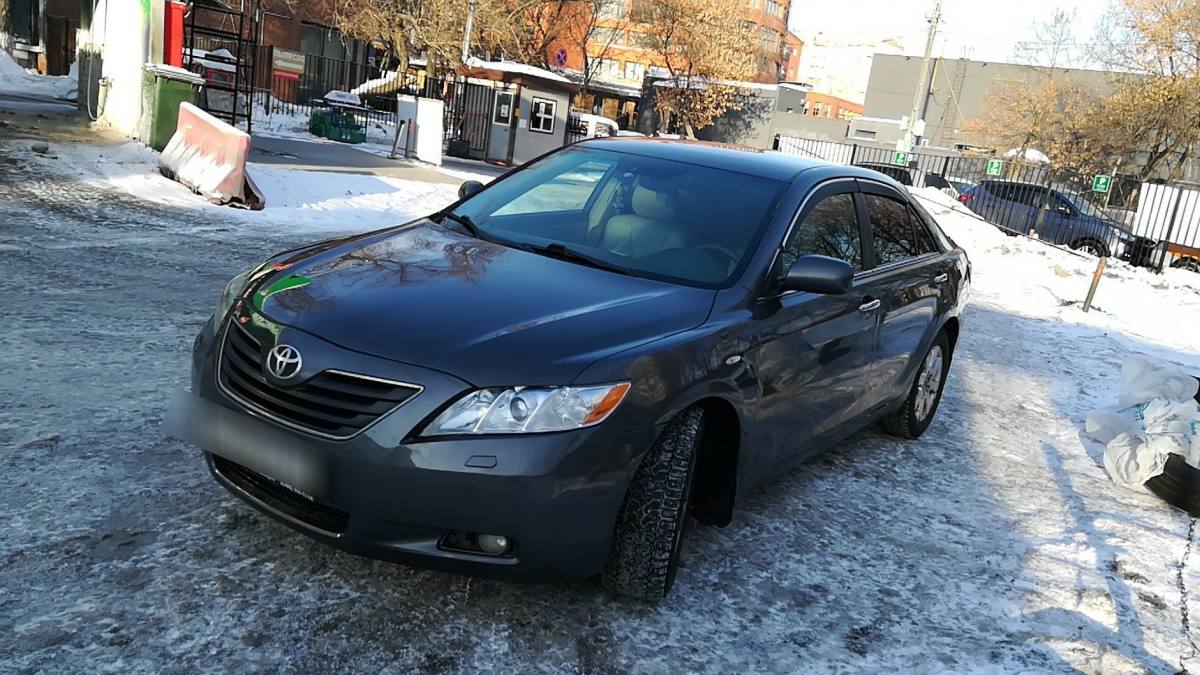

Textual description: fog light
[477,534,510,555]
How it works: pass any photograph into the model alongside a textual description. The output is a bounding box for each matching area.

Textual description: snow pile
[0,51,77,101]
[1085,357,1200,485]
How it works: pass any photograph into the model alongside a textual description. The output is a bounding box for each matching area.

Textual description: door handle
[858,298,881,313]
[933,273,949,284]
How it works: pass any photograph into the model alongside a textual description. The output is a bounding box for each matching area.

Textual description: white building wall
[82,0,159,138]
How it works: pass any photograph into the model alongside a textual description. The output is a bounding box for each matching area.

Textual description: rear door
[981,182,1037,234]
[744,181,880,470]
[856,181,949,413]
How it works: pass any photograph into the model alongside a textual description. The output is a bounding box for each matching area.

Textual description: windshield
[447,146,786,287]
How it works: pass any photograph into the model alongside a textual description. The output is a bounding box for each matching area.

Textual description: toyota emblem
[267,344,303,380]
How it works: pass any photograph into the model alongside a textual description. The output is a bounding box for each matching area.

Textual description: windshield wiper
[441,211,483,239]
[521,242,631,276]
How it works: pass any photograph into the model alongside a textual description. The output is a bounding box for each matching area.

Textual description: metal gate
[183,0,260,132]
[443,80,494,159]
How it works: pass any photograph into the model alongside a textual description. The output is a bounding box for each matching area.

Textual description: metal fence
[775,134,1200,273]
[250,47,453,131]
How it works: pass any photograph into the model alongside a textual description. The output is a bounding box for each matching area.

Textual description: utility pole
[903,0,943,153]
[461,1,477,63]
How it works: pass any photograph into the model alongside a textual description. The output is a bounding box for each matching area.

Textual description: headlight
[214,259,280,321]
[423,383,631,436]
[215,270,250,321]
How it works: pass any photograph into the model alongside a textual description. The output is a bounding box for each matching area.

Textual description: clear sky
[788,0,1111,66]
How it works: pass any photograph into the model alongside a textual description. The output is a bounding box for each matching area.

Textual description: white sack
[1086,356,1200,487]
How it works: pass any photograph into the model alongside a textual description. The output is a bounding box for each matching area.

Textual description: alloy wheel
[915,346,944,422]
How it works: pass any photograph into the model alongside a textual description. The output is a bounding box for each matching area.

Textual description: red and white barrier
[159,102,265,209]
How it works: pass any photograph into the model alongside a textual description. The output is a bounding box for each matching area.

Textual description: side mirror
[458,180,484,200]
[1056,205,1073,217]
[783,255,854,295]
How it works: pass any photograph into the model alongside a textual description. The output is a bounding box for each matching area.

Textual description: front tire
[601,407,704,601]
[880,331,952,439]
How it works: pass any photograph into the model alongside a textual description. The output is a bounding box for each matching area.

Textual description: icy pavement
[3,134,1200,673]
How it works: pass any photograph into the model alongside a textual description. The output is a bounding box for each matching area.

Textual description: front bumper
[175,317,655,581]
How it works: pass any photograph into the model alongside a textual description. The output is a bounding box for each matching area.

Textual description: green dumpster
[141,64,205,152]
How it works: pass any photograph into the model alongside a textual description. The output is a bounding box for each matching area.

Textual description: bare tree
[1089,0,1200,181]
[330,0,572,74]
[559,0,630,102]
[634,0,758,137]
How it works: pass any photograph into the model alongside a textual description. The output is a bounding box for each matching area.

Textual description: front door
[486,87,518,164]
[744,182,881,472]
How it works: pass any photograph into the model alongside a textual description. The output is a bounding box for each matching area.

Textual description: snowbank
[37,138,461,233]
[0,51,77,101]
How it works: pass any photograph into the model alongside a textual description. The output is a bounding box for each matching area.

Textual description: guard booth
[452,60,575,166]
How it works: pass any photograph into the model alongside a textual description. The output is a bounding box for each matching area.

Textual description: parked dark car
[856,162,914,186]
[170,139,969,600]
[958,180,1142,259]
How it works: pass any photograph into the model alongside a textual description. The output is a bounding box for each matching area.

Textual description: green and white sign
[1092,174,1113,193]
[986,159,1004,176]
[891,151,910,167]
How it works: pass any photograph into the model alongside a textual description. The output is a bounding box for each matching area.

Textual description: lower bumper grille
[217,320,421,439]
[211,454,350,536]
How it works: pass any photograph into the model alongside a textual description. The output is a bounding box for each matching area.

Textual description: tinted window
[781,193,862,272]
[450,147,786,288]
[864,194,936,265]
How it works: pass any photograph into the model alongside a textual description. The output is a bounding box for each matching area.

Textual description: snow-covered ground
[4,127,1200,671]
[26,137,464,232]
[915,187,1200,358]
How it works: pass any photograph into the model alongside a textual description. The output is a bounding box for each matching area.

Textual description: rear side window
[782,193,863,272]
[864,194,937,265]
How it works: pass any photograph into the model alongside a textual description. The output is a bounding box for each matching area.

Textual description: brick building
[547,0,803,125]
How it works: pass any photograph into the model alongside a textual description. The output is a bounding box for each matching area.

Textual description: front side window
[781,192,862,272]
[530,97,557,134]
[448,147,786,287]
[864,194,936,265]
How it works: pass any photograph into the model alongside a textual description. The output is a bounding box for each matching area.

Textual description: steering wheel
[697,244,739,270]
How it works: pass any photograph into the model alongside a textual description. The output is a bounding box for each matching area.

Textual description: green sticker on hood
[252,275,311,310]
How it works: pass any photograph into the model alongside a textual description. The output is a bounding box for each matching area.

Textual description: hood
[251,221,715,386]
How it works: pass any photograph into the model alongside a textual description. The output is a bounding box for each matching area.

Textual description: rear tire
[601,407,704,601]
[1071,238,1109,258]
[1145,455,1200,517]
[1171,257,1200,273]
[880,331,952,439]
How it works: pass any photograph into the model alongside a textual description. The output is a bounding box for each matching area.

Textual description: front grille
[212,454,350,535]
[217,320,421,439]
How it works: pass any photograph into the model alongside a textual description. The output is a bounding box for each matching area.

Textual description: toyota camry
[168,139,970,600]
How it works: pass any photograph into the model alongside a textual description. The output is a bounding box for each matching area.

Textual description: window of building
[623,61,645,81]
[594,27,623,45]
[631,0,657,22]
[530,97,557,134]
[598,0,627,20]
[782,193,863,272]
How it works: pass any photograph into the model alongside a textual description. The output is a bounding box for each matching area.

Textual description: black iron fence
[775,134,1200,273]
[250,46,454,132]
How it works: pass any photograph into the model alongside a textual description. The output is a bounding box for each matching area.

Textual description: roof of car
[574,137,900,186]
